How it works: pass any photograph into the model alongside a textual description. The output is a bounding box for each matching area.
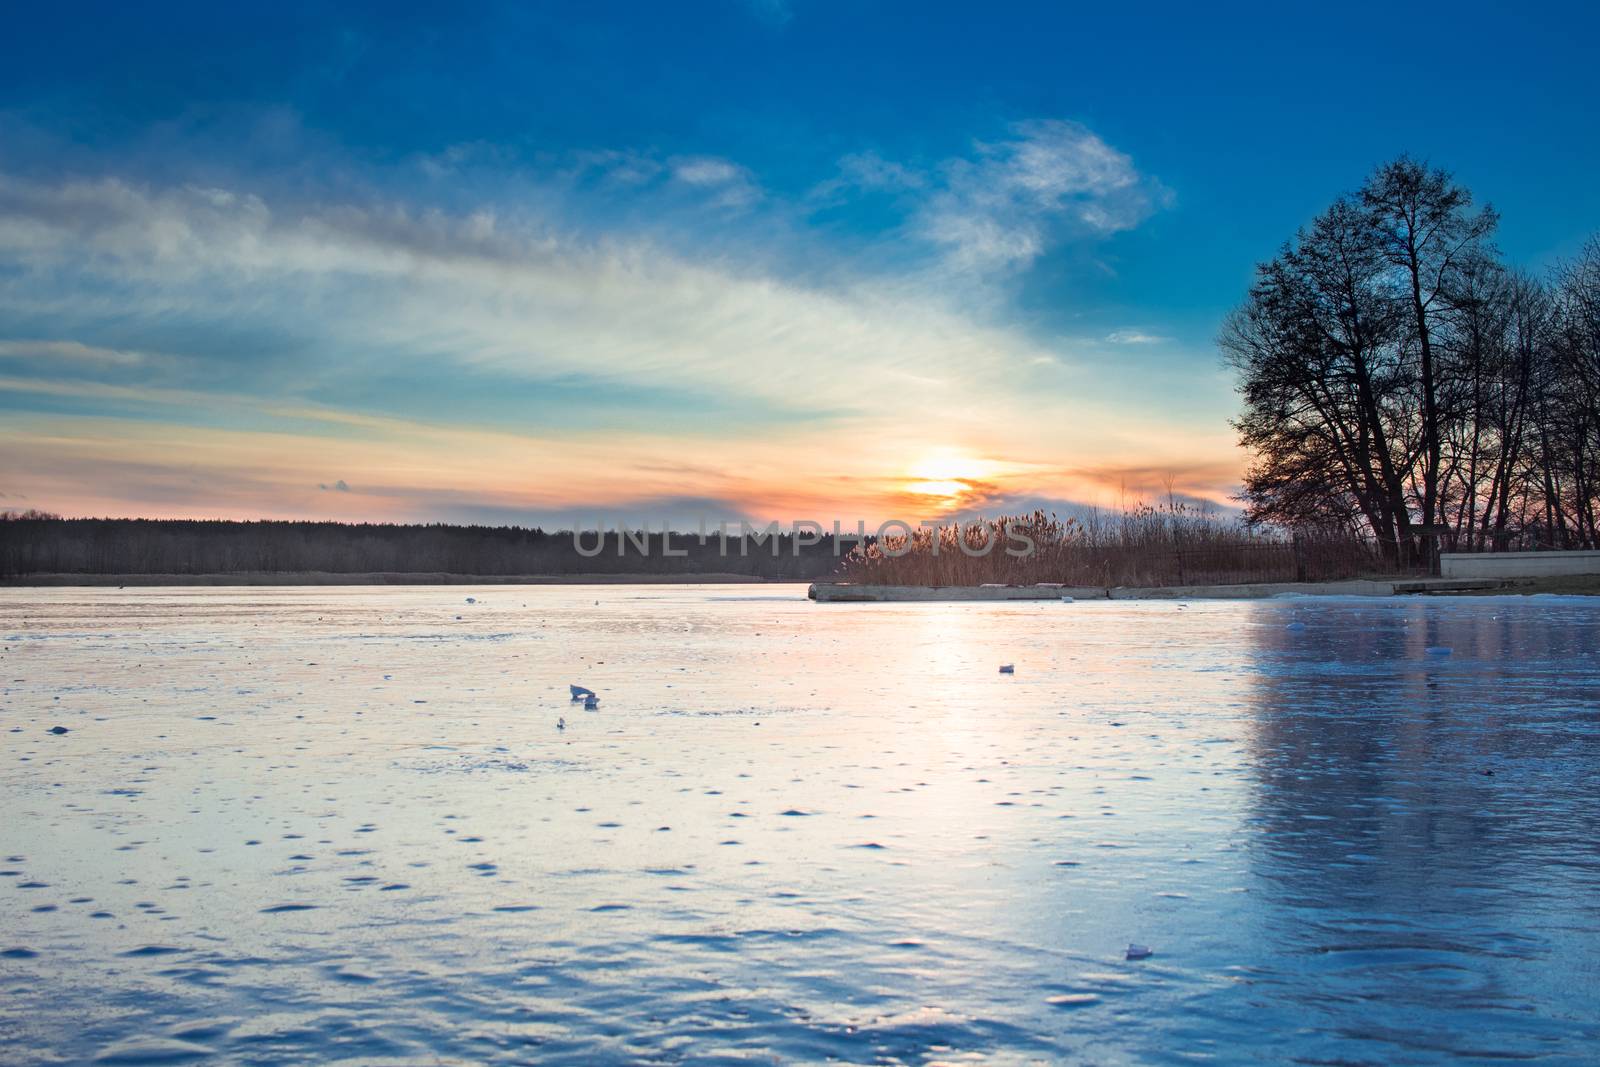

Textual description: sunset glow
[6,6,1600,1066]
[1,6,1590,529]
[901,452,998,508]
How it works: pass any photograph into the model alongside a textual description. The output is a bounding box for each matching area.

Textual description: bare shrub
[836,505,1400,587]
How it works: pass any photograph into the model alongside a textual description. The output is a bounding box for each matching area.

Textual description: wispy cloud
[808,150,926,205]
[0,171,1053,422]
[807,120,1169,283]
[0,339,156,367]
[553,148,763,208]
[668,154,762,207]
[837,150,925,192]
[0,141,1230,523]
[916,120,1168,273]
[1104,329,1167,345]
[567,148,665,187]
[415,141,517,179]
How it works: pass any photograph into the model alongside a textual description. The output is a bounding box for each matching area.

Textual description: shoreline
[0,571,794,587]
[5,573,1595,597]
[809,575,1600,601]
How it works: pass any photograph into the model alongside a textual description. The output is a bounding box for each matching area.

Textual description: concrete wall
[1440,550,1600,579]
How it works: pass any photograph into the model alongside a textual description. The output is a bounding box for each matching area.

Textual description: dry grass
[837,506,1398,587]
[0,572,777,587]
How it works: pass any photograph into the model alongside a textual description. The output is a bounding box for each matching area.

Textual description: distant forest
[1224,157,1600,565]
[0,515,850,580]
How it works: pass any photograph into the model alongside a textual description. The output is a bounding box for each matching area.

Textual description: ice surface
[2,585,1599,1064]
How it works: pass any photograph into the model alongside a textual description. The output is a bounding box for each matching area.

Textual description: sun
[903,451,996,502]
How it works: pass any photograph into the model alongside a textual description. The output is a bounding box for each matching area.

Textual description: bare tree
[1359,157,1498,565]
[1222,195,1417,562]
[1222,157,1599,565]
[1543,238,1600,545]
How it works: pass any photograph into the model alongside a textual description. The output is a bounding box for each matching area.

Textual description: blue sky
[2,1,1597,524]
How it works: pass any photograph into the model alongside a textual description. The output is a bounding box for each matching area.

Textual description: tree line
[1223,157,1600,566]
[0,516,850,580]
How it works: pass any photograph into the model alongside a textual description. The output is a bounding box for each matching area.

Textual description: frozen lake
[3,585,1599,1064]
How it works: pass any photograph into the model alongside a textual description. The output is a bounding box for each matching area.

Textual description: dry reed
[836,505,1399,587]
